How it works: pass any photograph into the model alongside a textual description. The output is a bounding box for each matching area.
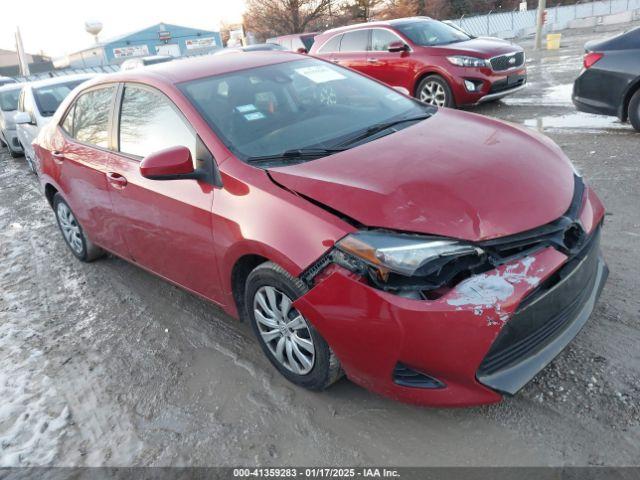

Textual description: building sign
[158,30,172,41]
[519,1,528,11]
[113,45,150,58]
[185,37,217,50]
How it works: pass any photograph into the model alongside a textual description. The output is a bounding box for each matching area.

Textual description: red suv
[310,17,526,107]
[34,53,606,407]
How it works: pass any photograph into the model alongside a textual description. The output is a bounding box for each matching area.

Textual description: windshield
[180,58,429,161]
[0,88,20,111]
[34,79,86,117]
[395,20,471,46]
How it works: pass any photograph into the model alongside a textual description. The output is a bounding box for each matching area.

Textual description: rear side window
[72,87,116,148]
[340,30,369,52]
[318,34,342,53]
[371,29,400,51]
[118,85,196,160]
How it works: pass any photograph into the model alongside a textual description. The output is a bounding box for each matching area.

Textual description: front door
[105,84,221,301]
[361,28,414,92]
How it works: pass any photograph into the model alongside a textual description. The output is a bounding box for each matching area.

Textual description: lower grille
[393,363,444,389]
[490,52,525,71]
[478,228,601,378]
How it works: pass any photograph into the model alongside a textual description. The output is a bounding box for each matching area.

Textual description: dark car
[310,17,526,107]
[573,26,640,131]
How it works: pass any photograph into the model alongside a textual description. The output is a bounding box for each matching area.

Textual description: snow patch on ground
[0,321,71,466]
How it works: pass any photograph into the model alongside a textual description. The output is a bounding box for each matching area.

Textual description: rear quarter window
[318,34,342,53]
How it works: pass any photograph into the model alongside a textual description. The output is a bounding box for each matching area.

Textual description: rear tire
[53,193,105,262]
[629,89,640,132]
[245,261,342,390]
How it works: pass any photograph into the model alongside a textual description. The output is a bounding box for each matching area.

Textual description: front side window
[371,29,401,51]
[34,80,87,117]
[119,85,196,159]
[0,88,21,111]
[180,58,430,162]
[340,30,369,52]
[395,20,471,46]
[72,86,116,148]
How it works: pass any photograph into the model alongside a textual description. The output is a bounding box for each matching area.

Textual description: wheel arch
[413,68,454,98]
[620,77,640,121]
[44,183,59,208]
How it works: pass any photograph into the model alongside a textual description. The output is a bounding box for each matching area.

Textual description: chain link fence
[451,0,640,38]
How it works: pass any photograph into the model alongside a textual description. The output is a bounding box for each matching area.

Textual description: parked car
[215,43,286,54]
[0,83,24,157]
[267,33,318,53]
[310,16,527,107]
[573,26,640,132]
[34,53,607,407]
[14,74,93,173]
[120,55,173,71]
[0,76,17,87]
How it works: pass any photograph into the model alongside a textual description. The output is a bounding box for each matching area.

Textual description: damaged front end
[302,175,590,301]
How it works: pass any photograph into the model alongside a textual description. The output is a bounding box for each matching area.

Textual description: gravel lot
[1,23,638,467]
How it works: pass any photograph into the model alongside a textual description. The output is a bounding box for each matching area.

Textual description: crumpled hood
[269,109,576,242]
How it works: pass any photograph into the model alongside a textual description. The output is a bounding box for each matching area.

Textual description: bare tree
[245,0,333,40]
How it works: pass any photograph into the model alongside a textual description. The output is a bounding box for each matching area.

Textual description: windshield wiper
[247,147,347,163]
[337,114,432,148]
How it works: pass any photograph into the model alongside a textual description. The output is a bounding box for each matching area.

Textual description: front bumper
[294,190,606,407]
[449,66,527,106]
[1,129,23,153]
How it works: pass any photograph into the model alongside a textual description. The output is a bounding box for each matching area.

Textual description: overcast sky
[1,0,246,58]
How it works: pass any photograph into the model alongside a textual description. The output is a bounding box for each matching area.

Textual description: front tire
[416,75,455,108]
[53,193,104,262]
[245,261,342,390]
[628,89,640,132]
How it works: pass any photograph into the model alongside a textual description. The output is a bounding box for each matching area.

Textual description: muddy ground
[1,23,639,467]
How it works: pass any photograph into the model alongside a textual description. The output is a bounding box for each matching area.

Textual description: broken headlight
[336,231,485,289]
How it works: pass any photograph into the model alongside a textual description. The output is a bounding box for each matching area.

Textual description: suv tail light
[583,52,603,69]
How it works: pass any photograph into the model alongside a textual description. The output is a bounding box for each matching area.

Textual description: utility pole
[15,27,30,77]
[534,0,547,50]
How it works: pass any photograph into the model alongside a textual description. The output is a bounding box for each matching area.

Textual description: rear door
[330,29,369,73]
[55,85,119,250]
[106,83,221,300]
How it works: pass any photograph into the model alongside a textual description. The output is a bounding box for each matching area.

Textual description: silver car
[0,83,24,158]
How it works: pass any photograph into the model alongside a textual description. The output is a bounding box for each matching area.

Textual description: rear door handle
[107,172,128,189]
[52,151,65,165]
[366,58,379,64]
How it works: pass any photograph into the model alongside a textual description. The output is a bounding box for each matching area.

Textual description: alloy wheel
[56,202,84,255]
[253,286,315,375]
[420,81,447,107]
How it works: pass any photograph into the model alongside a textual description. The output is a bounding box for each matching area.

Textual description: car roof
[85,51,305,86]
[322,16,433,35]
[0,82,24,92]
[24,73,96,89]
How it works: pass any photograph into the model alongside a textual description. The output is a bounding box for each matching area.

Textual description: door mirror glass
[140,146,195,180]
[388,41,409,53]
[14,111,33,125]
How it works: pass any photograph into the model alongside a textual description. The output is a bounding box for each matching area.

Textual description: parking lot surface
[1,23,639,466]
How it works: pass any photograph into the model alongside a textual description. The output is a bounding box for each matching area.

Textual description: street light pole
[535,0,547,49]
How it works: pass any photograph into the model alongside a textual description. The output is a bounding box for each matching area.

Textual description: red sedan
[310,17,527,107]
[34,52,607,407]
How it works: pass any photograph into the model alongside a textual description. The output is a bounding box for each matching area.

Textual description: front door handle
[366,58,379,64]
[107,172,128,189]
[331,58,340,64]
[52,151,65,165]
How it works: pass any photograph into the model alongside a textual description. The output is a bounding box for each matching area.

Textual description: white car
[120,55,172,71]
[14,74,93,173]
[0,83,24,158]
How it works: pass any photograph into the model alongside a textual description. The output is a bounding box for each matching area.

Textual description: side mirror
[14,111,33,125]
[140,146,198,180]
[296,47,308,54]
[388,41,409,53]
